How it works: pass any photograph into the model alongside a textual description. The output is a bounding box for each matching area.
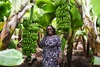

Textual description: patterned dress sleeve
[57,36,62,52]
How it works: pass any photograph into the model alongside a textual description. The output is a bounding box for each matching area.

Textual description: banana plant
[74,0,100,54]
[0,0,33,50]
[75,29,88,57]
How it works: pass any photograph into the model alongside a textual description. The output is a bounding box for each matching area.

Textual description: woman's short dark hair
[46,25,56,35]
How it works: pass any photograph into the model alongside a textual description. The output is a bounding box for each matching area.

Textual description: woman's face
[47,26,54,36]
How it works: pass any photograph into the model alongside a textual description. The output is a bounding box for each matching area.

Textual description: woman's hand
[57,57,62,64]
[57,52,62,64]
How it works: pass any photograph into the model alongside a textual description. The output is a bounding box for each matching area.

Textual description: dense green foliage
[0,1,11,21]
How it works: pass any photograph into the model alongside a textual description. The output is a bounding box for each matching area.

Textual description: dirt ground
[1,45,100,67]
[15,46,100,67]
[14,51,91,67]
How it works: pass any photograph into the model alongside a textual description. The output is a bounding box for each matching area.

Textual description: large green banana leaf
[38,12,55,27]
[70,5,83,30]
[71,6,81,20]
[35,0,56,27]
[0,49,23,66]
[91,0,100,18]
[71,19,83,30]
[41,3,56,13]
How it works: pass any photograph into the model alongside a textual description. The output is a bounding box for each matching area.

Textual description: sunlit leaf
[70,0,75,4]
[52,18,57,28]
[0,49,23,66]
[91,0,100,17]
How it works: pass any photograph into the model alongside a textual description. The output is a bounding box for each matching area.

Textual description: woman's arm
[37,33,46,48]
[37,33,41,48]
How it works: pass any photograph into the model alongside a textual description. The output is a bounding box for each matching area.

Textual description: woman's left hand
[57,57,62,64]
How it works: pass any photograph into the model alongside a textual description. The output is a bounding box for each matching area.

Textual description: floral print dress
[40,35,61,67]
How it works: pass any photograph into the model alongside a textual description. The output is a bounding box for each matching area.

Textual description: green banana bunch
[22,18,39,57]
[55,0,71,32]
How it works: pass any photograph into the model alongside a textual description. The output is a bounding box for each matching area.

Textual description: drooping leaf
[75,30,86,36]
[91,0,100,17]
[75,30,87,41]
[71,6,81,20]
[0,49,23,66]
[41,3,56,13]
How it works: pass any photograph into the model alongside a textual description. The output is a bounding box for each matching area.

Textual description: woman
[38,25,62,67]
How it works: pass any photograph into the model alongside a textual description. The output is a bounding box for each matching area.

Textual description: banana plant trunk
[67,31,74,67]
[83,18,97,54]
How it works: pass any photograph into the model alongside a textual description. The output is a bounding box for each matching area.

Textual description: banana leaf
[38,12,55,27]
[36,0,52,8]
[41,3,56,13]
[71,5,81,20]
[0,49,23,66]
[71,19,83,30]
[91,0,100,18]
[92,56,100,65]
